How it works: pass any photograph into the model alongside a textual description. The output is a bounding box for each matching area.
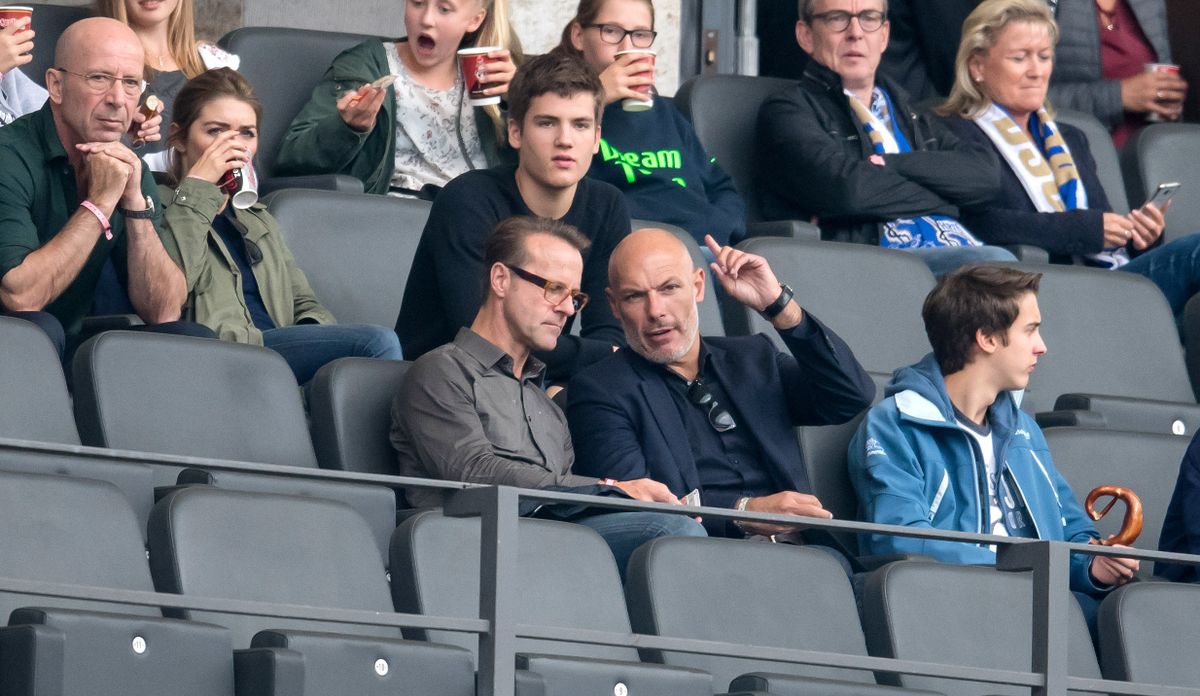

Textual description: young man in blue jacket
[848,264,1138,616]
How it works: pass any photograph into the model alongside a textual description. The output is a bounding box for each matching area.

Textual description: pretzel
[1085,485,1143,547]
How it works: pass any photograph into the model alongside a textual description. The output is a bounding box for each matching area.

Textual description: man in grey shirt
[391,215,704,572]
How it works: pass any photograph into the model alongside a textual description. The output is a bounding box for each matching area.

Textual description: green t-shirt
[0,102,165,336]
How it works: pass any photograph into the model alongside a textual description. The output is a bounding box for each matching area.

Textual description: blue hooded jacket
[848,354,1102,593]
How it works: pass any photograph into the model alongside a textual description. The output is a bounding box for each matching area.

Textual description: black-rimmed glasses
[585,23,657,48]
[687,378,737,432]
[809,9,886,33]
[52,67,146,96]
[506,264,589,312]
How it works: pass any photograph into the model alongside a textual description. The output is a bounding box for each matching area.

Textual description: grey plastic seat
[1120,123,1200,243]
[863,561,1102,695]
[1018,262,1200,435]
[148,486,474,696]
[391,510,713,696]
[1053,108,1129,214]
[269,189,431,328]
[1043,428,1187,571]
[1098,582,1200,687]
[308,357,410,474]
[675,74,820,239]
[218,26,376,192]
[0,470,234,696]
[626,536,934,695]
[631,218,724,336]
[71,330,398,564]
[25,4,93,88]
[0,315,79,444]
[727,237,935,375]
[798,371,891,555]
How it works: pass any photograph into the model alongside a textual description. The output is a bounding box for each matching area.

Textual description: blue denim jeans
[1118,234,1200,320]
[261,323,402,384]
[575,511,707,580]
[909,245,1019,277]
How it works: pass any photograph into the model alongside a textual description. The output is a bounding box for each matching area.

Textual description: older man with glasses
[566,227,874,558]
[392,216,705,577]
[757,0,1014,277]
[0,17,204,358]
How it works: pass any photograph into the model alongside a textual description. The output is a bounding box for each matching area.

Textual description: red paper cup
[1145,63,1182,122]
[0,5,31,30]
[458,46,501,107]
[614,49,656,112]
[217,162,259,210]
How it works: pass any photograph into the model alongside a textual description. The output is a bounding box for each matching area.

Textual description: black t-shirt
[396,166,630,381]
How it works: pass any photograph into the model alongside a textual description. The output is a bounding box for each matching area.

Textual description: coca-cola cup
[614,49,656,112]
[217,162,258,209]
[1145,62,1182,123]
[457,46,501,106]
[0,6,32,31]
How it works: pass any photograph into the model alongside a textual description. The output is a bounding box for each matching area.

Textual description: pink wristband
[600,478,619,487]
[80,200,112,240]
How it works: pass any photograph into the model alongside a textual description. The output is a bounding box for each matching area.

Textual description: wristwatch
[758,283,794,320]
[118,195,155,219]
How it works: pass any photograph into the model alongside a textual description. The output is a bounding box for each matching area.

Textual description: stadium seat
[268,189,431,328]
[71,331,398,564]
[0,315,79,445]
[0,470,235,696]
[148,486,475,696]
[1120,123,1200,243]
[631,219,725,336]
[1042,428,1187,571]
[309,357,410,474]
[390,510,713,696]
[217,26,377,193]
[625,536,930,695]
[863,561,1101,695]
[674,74,821,239]
[25,4,93,89]
[1098,582,1200,687]
[727,237,935,375]
[798,371,891,555]
[1053,108,1129,215]
[1018,263,1200,435]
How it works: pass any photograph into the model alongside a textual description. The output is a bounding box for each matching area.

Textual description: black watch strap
[118,196,155,219]
[759,283,794,320]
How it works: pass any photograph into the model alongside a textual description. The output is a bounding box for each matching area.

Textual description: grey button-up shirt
[391,327,594,507]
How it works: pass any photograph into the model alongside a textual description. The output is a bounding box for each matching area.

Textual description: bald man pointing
[567,229,874,540]
[0,18,192,357]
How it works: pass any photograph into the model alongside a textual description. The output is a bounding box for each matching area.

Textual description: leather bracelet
[79,200,112,241]
[758,283,794,320]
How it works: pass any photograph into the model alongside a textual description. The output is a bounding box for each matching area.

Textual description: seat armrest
[1035,409,1109,430]
[745,220,821,241]
[731,673,943,696]
[80,314,145,335]
[519,653,712,696]
[1002,244,1050,264]
[241,630,474,696]
[1051,393,1200,436]
[259,174,365,197]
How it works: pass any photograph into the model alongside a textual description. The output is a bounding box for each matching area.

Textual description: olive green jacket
[274,38,509,194]
[159,178,334,345]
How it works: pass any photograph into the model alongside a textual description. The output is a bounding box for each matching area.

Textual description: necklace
[1095,0,1117,31]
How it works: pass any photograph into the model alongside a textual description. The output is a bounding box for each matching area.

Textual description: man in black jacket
[757,0,1011,275]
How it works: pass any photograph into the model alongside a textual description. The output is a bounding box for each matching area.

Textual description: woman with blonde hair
[276,0,522,198]
[97,0,239,168]
[939,0,1200,322]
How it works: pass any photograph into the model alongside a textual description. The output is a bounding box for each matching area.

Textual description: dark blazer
[756,59,1001,245]
[880,0,981,101]
[566,316,874,512]
[940,116,1112,259]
